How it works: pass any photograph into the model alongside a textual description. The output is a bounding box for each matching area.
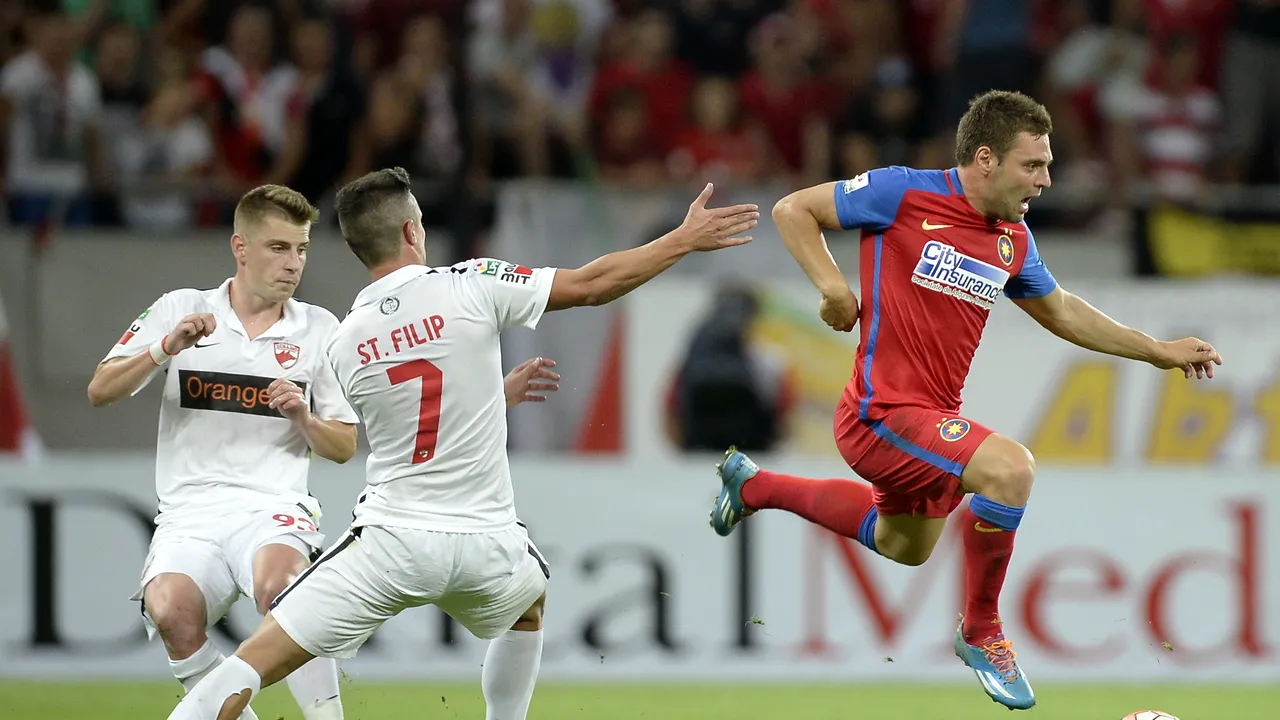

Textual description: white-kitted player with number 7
[88,185,564,720]
[165,167,759,720]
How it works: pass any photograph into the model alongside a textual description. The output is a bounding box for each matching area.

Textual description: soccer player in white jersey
[165,167,759,720]
[87,186,358,720]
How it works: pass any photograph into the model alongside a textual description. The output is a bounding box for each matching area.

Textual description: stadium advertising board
[627,279,1280,466]
[1,457,1276,682]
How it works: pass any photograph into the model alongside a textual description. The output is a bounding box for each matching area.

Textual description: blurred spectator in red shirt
[1107,33,1221,207]
[197,4,298,191]
[594,86,667,188]
[668,75,766,184]
[589,9,693,158]
[737,12,835,187]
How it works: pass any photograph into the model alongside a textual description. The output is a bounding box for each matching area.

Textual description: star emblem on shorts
[945,422,965,437]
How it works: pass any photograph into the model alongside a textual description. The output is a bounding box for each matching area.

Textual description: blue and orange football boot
[709,446,757,537]
[953,619,1036,711]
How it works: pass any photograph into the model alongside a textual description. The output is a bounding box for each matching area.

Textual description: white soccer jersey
[102,279,359,515]
[326,258,556,532]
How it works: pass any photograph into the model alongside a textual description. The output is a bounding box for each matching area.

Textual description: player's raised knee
[255,576,293,616]
[143,574,207,654]
[963,435,1036,506]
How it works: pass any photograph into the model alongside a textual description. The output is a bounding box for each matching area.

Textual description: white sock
[285,657,344,720]
[169,639,224,693]
[167,655,262,720]
[481,629,544,720]
[169,640,259,720]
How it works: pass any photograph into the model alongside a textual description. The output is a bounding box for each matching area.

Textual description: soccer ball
[1123,711,1179,720]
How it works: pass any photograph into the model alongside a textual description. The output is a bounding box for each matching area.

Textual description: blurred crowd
[2,0,1279,247]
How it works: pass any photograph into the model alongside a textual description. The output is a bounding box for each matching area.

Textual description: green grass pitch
[1,681,1273,719]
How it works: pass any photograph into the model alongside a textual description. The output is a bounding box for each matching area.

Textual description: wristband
[149,335,175,366]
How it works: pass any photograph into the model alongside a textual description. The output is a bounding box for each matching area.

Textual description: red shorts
[834,393,993,518]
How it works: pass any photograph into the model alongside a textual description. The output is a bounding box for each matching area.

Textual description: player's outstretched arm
[772,182,859,332]
[1013,286,1223,379]
[545,183,757,311]
[87,313,217,407]
[505,357,560,409]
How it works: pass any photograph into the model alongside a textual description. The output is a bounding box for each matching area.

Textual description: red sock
[741,470,876,540]
[961,505,1017,644]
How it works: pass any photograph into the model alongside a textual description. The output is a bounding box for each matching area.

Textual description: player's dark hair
[334,167,415,268]
[954,90,1053,166]
[233,184,319,232]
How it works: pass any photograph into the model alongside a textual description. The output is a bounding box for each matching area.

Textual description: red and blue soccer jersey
[834,166,1058,421]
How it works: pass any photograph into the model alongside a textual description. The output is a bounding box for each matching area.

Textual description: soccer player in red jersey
[709,90,1222,711]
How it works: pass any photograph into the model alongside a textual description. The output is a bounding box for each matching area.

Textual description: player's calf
[482,593,547,720]
[952,434,1037,710]
[956,435,1034,645]
[872,514,950,567]
[710,448,881,561]
[252,544,345,720]
[166,655,263,720]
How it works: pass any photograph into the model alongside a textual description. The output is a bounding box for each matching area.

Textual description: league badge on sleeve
[275,342,301,369]
[117,307,151,345]
[499,263,534,286]
[842,172,869,194]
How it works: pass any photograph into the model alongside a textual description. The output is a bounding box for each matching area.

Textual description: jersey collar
[350,264,432,312]
[208,278,304,339]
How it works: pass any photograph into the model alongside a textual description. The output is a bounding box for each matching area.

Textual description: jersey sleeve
[459,258,557,331]
[101,291,188,363]
[311,317,360,424]
[832,166,911,232]
[1004,226,1058,299]
[99,291,189,394]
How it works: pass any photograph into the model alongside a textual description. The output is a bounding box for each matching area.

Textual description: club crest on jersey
[939,418,971,442]
[911,240,1009,310]
[380,297,400,315]
[275,342,301,369]
[997,235,1015,267]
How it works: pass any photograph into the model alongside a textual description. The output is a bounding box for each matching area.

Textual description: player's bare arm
[265,378,357,462]
[545,183,758,311]
[1013,286,1222,379]
[771,182,859,332]
[505,357,560,409]
[87,313,217,407]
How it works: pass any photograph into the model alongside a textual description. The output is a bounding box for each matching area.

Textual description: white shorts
[270,522,550,659]
[134,498,325,640]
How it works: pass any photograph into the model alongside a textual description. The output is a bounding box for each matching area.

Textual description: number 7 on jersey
[387,359,443,463]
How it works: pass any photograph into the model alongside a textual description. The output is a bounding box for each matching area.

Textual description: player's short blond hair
[954,90,1053,166]
[233,185,320,235]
